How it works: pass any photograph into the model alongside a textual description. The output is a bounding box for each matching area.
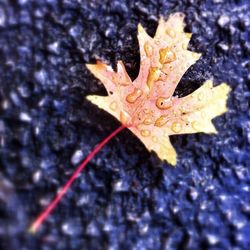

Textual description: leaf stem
[29,124,126,233]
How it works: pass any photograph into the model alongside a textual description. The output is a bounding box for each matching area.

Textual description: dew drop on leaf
[144,42,153,57]
[140,129,151,137]
[126,88,143,103]
[191,121,200,131]
[154,115,168,127]
[156,97,173,110]
[143,118,153,125]
[171,122,182,133]
[166,29,176,38]
[109,101,117,111]
[159,47,176,64]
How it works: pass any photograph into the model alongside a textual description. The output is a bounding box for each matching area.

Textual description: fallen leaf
[86,12,230,165]
[29,13,232,232]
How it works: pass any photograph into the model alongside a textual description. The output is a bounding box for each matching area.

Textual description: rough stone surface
[0,0,250,250]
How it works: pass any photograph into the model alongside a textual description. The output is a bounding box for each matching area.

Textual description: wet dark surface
[0,0,250,249]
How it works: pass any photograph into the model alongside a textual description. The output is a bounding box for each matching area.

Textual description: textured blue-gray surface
[0,0,250,249]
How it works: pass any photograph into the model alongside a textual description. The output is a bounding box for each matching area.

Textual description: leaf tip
[85,63,96,74]
[158,146,177,166]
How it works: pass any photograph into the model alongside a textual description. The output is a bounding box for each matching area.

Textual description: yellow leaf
[86,13,231,166]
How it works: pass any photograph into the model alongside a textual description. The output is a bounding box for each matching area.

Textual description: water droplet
[144,42,153,57]
[19,112,32,122]
[62,219,82,236]
[31,167,41,183]
[166,29,176,38]
[156,97,172,110]
[113,179,128,192]
[188,187,199,201]
[206,234,219,245]
[217,14,230,28]
[136,124,144,131]
[155,39,160,45]
[120,110,131,125]
[154,115,168,127]
[34,69,47,85]
[147,67,161,89]
[143,118,153,125]
[192,121,200,131]
[140,129,150,137]
[86,221,99,236]
[111,75,117,82]
[48,41,59,54]
[71,150,84,165]
[62,222,75,236]
[126,88,143,103]
[103,222,113,232]
[109,101,117,111]
[152,136,158,142]
[179,106,188,114]
[171,122,182,133]
[121,81,130,86]
[159,47,176,64]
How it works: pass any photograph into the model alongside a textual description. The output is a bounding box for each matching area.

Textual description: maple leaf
[86,12,230,166]
[29,13,232,233]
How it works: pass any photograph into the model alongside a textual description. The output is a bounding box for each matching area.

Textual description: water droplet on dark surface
[217,15,230,28]
[71,149,84,165]
[62,219,82,236]
[86,221,100,236]
[19,112,32,122]
[48,42,60,54]
[113,179,128,192]
[34,70,47,85]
